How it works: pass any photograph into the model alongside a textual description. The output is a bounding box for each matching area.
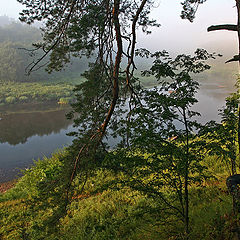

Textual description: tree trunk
[236,0,240,173]
[183,108,189,238]
[235,1,240,238]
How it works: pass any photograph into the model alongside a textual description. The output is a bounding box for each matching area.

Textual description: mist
[0,0,239,89]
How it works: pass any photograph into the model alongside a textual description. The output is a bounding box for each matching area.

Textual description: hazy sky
[139,0,237,54]
[0,0,23,19]
[0,0,238,58]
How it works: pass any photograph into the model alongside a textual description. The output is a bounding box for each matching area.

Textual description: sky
[0,0,23,19]
[139,0,237,54]
[0,0,238,63]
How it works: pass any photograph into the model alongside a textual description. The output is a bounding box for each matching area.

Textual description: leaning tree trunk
[66,0,149,205]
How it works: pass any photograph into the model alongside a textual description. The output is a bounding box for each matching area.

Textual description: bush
[0,81,75,105]
[5,96,16,104]
[58,97,71,104]
[0,150,66,201]
[19,95,28,102]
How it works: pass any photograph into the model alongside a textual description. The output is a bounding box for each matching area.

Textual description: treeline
[0,82,74,106]
[0,16,88,83]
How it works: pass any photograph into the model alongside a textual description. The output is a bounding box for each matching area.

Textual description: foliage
[17,0,158,73]
[5,96,16,104]
[0,150,74,239]
[102,49,219,235]
[0,151,66,201]
[0,18,40,44]
[0,81,76,105]
[0,153,236,240]
[58,97,72,104]
[200,88,240,175]
[0,20,44,83]
[0,16,88,83]
[181,0,207,22]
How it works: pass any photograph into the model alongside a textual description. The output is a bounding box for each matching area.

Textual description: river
[0,81,235,182]
[0,105,74,182]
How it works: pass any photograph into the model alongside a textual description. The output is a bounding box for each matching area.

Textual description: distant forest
[0,16,88,83]
[0,16,237,86]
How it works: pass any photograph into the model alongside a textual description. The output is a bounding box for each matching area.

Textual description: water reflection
[0,107,74,182]
[0,108,72,145]
[0,80,236,182]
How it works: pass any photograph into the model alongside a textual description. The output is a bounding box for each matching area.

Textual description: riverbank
[0,81,76,106]
[0,100,71,116]
[0,180,16,193]
[0,106,74,183]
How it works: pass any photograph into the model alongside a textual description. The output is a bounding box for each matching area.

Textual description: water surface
[0,82,235,182]
[0,107,73,182]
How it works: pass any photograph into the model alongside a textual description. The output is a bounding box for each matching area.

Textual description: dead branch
[225,55,240,63]
[207,24,237,32]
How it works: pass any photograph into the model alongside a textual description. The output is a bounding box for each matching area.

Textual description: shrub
[19,95,28,102]
[0,150,66,201]
[58,97,71,104]
[5,96,16,104]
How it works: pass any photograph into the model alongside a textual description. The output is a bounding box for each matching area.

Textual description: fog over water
[0,0,237,57]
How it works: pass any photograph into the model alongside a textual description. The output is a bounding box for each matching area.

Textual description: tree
[0,20,40,44]
[205,0,240,216]
[181,0,207,22]
[0,15,15,27]
[0,19,89,83]
[17,0,161,206]
[15,1,227,238]
[103,49,217,238]
[182,0,240,238]
[206,93,240,175]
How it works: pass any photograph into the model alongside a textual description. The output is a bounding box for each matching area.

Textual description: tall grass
[0,151,235,240]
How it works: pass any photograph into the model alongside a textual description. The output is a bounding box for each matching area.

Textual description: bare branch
[225,55,240,63]
[26,0,78,75]
[207,24,238,32]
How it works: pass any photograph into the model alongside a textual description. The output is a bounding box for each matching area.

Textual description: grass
[0,149,238,240]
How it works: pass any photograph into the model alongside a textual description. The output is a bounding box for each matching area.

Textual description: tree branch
[100,0,122,135]
[225,55,240,63]
[207,24,238,32]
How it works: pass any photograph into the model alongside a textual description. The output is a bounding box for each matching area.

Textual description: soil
[0,180,17,193]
